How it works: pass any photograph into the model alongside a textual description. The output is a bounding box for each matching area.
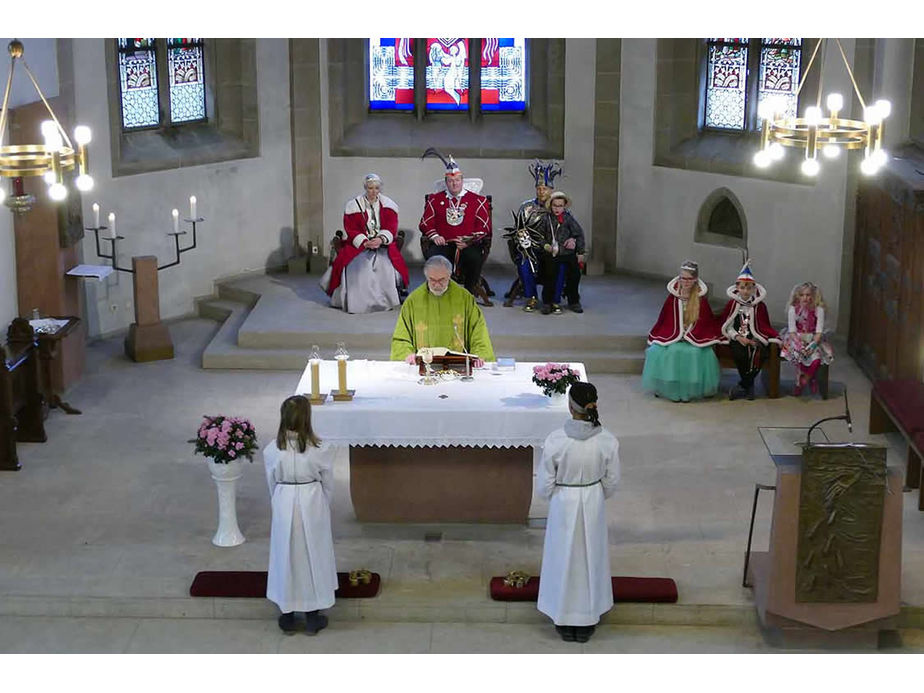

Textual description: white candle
[107,212,116,239]
[92,202,100,229]
[189,195,197,220]
[172,208,179,234]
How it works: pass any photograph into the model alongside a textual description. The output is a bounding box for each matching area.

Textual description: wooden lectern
[747,428,901,647]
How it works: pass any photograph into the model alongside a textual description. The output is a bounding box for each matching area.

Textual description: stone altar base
[349,445,533,523]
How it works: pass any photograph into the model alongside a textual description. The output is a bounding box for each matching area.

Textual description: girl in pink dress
[780,282,835,396]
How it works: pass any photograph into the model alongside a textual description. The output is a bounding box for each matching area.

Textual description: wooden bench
[869,380,924,509]
[1,318,47,471]
[713,342,782,399]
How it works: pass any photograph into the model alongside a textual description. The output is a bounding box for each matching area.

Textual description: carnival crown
[528,160,562,188]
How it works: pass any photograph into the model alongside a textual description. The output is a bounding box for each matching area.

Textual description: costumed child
[264,395,337,635]
[780,282,834,396]
[717,260,780,400]
[641,260,724,402]
[537,382,621,644]
[539,191,586,315]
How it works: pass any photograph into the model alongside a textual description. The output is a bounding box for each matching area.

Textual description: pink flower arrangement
[532,362,581,397]
[193,415,258,464]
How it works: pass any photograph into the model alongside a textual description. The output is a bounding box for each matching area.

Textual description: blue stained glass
[481,38,526,112]
[118,38,159,129]
[369,38,414,111]
[168,40,206,123]
[426,38,469,111]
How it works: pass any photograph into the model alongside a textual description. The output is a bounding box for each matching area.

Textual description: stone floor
[2,314,923,654]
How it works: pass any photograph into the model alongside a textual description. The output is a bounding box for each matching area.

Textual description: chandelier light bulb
[75,174,94,192]
[875,99,892,120]
[48,182,67,201]
[757,100,775,120]
[860,157,878,176]
[864,106,882,126]
[804,106,823,126]
[822,144,841,159]
[753,150,771,168]
[40,120,57,139]
[73,126,92,145]
[826,93,843,112]
[801,159,820,177]
[768,142,785,161]
[43,170,56,185]
[870,148,888,167]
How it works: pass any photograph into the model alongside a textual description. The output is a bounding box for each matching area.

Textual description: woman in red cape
[320,173,409,313]
[641,260,723,402]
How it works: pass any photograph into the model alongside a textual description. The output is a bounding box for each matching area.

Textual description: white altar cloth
[294,360,587,448]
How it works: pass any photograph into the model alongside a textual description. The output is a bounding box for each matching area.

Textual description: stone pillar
[124,256,174,362]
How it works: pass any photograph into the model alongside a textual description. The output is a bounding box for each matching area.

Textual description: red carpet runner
[489,576,678,603]
[190,571,380,598]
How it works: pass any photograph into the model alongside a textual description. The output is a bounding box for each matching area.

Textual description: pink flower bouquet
[532,362,581,397]
[193,415,258,464]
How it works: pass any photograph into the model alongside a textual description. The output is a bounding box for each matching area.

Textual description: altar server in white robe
[537,381,620,643]
[264,395,337,635]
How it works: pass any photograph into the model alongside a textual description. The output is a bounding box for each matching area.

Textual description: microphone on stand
[844,389,852,433]
[805,389,853,445]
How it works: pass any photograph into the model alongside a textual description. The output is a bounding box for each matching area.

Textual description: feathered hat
[528,160,562,188]
[421,147,461,176]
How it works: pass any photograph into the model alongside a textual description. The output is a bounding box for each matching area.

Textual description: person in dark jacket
[539,191,586,314]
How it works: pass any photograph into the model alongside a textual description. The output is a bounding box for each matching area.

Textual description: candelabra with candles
[85,196,204,362]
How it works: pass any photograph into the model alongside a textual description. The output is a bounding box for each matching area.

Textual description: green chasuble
[390,281,496,362]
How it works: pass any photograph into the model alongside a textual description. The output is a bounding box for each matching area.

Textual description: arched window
[117,38,207,131]
[368,38,527,114]
[704,38,802,132]
[695,187,748,249]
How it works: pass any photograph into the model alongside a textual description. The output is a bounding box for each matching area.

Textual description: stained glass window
[757,39,802,125]
[368,38,414,111]
[167,38,206,123]
[425,38,469,111]
[118,38,160,129]
[480,38,526,112]
[704,38,748,130]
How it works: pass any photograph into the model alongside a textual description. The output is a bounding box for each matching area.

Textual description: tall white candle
[172,208,179,233]
[92,202,100,229]
[189,195,197,220]
[107,212,116,239]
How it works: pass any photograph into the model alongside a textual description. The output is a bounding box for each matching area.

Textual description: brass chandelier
[753,37,890,177]
[0,39,93,211]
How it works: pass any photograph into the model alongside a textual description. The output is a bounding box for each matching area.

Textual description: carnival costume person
[390,255,495,365]
[780,282,835,396]
[717,260,780,400]
[504,160,561,312]
[321,173,410,314]
[264,395,337,636]
[418,148,492,297]
[641,260,723,402]
[537,382,620,644]
[539,191,586,314]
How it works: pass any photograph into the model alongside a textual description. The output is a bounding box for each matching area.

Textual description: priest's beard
[429,286,448,297]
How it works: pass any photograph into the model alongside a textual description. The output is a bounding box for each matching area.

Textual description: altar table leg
[349,446,533,523]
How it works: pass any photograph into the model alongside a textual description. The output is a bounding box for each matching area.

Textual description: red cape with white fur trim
[327,194,409,296]
[717,283,780,345]
[647,277,724,347]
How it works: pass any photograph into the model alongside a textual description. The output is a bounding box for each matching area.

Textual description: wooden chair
[713,342,782,399]
[419,194,494,307]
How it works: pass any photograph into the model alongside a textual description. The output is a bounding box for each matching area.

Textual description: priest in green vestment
[390,255,496,366]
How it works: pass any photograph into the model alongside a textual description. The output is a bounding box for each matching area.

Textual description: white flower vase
[208,459,245,547]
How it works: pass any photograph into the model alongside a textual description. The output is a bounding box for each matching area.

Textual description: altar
[294,360,586,523]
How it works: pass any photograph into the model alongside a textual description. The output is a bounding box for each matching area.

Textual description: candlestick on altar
[308,344,328,404]
[189,195,197,220]
[92,202,100,229]
[331,342,354,401]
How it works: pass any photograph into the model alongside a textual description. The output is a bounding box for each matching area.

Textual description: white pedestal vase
[208,459,245,547]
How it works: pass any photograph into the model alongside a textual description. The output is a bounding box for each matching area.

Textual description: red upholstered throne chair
[419,194,494,307]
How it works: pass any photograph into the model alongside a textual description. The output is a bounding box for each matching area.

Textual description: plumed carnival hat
[529,160,562,188]
[421,147,461,176]
[736,259,755,283]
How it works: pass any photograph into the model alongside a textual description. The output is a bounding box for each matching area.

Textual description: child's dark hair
[569,381,601,427]
[276,395,321,452]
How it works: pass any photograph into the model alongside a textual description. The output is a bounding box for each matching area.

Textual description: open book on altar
[415,347,478,375]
